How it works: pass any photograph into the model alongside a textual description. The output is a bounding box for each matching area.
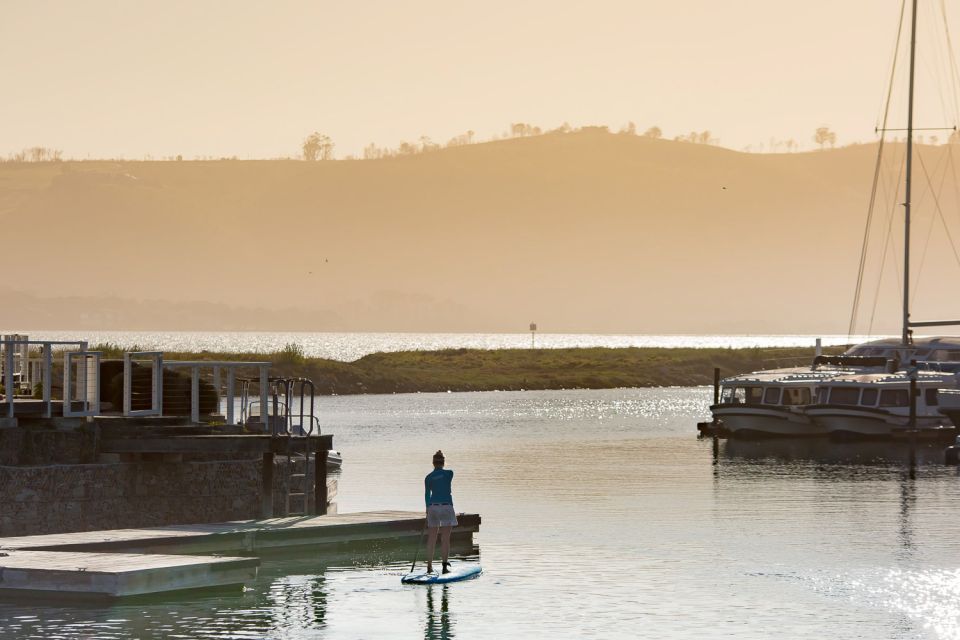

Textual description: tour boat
[810,0,960,437]
[722,0,960,439]
[803,370,958,438]
[938,389,960,428]
[712,337,960,436]
[713,366,851,437]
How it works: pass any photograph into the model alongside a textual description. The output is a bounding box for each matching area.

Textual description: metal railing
[162,361,270,425]
[123,351,163,416]
[243,377,318,436]
[0,339,322,437]
[1,339,92,419]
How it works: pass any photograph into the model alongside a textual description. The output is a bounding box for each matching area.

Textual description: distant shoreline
[96,344,842,395]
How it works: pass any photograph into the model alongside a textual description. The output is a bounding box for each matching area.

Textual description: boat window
[763,387,781,404]
[860,388,878,406]
[745,387,763,404]
[732,388,746,404]
[879,389,909,407]
[928,349,960,362]
[720,387,734,403]
[925,388,939,406]
[829,388,861,405]
[782,388,811,405]
[817,387,829,404]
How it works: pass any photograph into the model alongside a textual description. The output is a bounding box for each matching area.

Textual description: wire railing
[0,338,321,439]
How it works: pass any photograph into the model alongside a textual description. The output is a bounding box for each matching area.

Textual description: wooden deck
[99,433,335,454]
[0,510,481,598]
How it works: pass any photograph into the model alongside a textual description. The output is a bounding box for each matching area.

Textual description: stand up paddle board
[401,565,482,584]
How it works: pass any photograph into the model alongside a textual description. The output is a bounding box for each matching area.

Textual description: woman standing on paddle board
[424,450,457,574]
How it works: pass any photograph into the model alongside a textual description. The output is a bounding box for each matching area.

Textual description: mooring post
[315,442,328,516]
[261,452,275,518]
[712,368,720,406]
[909,369,918,473]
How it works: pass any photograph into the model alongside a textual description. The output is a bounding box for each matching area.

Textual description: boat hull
[711,405,825,437]
[805,405,947,438]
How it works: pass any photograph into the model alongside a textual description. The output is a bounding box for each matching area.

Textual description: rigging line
[910,138,949,213]
[850,137,892,337]
[877,0,910,130]
[918,146,960,266]
[939,0,960,126]
[923,3,953,127]
[911,145,955,305]
[851,0,908,339]
[869,155,907,336]
[948,143,960,229]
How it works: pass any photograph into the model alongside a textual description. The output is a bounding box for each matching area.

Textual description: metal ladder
[279,378,318,517]
[239,376,321,516]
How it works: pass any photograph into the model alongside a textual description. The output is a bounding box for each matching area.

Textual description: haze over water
[3,387,959,638]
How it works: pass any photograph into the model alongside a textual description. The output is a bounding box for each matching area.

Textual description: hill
[1,130,955,333]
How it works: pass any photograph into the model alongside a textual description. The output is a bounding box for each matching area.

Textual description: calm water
[15,330,871,361]
[3,387,960,639]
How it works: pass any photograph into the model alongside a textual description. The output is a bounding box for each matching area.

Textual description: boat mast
[903,0,918,346]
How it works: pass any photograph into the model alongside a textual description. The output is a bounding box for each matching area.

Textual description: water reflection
[267,572,328,631]
[424,585,454,640]
[898,470,915,556]
[720,438,946,467]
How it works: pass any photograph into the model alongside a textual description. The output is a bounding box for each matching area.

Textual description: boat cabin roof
[721,368,852,385]
[819,370,956,386]
[844,336,960,361]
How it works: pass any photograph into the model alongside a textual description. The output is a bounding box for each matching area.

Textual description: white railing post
[259,365,269,433]
[4,341,14,419]
[154,354,163,415]
[18,339,28,388]
[191,366,200,424]
[77,342,89,414]
[123,353,133,416]
[42,344,52,418]
[226,369,235,425]
[63,351,73,416]
[212,365,221,415]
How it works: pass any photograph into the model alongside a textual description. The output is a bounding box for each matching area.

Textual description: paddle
[409,525,428,574]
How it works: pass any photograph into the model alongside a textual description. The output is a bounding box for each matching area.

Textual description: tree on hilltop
[813,126,836,150]
[302,132,335,160]
[509,123,541,137]
[643,126,662,139]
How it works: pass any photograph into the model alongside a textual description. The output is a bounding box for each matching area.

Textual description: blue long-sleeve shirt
[424,468,454,507]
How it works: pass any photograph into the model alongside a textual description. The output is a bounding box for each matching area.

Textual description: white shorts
[427,504,458,528]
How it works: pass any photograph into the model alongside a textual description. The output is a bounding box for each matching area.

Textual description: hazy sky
[3,0,959,159]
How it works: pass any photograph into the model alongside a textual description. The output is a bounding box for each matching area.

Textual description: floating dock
[0,550,258,600]
[0,510,481,599]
